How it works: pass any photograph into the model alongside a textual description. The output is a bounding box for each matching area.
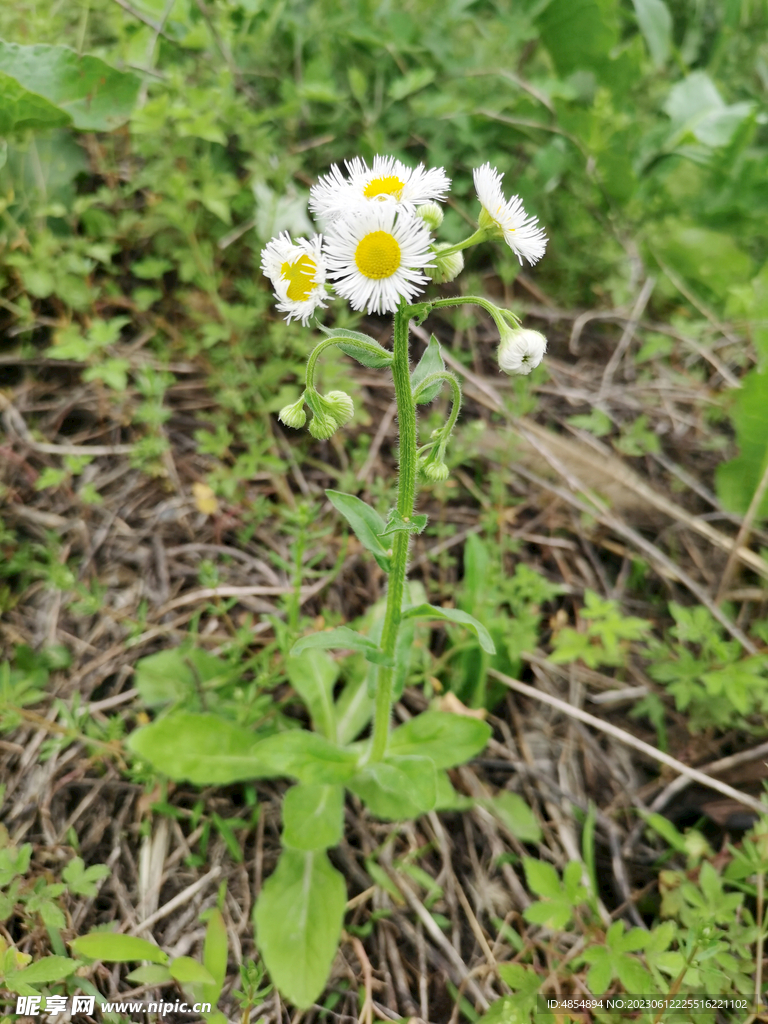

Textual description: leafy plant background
[1,0,767,1020]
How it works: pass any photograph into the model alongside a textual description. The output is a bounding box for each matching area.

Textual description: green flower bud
[308,411,339,439]
[417,202,444,230]
[425,243,464,284]
[323,390,355,426]
[422,459,450,482]
[278,395,307,429]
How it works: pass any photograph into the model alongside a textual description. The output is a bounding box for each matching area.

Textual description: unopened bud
[417,202,444,230]
[498,325,547,376]
[323,390,355,426]
[422,460,450,482]
[278,395,307,429]
[425,243,464,284]
[308,411,339,439]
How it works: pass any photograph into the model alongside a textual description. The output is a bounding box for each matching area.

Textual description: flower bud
[497,326,547,376]
[278,395,307,429]
[417,202,444,230]
[422,459,450,482]
[308,411,339,439]
[425,243,464,284]
[323,390,355,426]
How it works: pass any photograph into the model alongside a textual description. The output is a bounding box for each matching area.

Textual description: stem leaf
[348,755,437,819]
[318,325,393,368]
[379,509,428,537]
[411,334,445,404]
[388,710,491,768]
[291,626,393,666]
[326,489,392,571]
[402,603,497,654]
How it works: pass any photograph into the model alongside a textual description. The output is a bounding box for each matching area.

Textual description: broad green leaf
[8,956,80,986]
[348,755,437,820]
[202,909,228,1006]
[282,783,344,851]
[663,72,755,149]
[127,713,270,785]
[387,711,491,768]
[326,490,391,571]
[250,730,361,785]
[134,648,233,708]
[285,650,338,740]
[632,0,672,67]
[71,933,168,964]
[318,326,393,369]
[411,335,445,403]
[170,956,216,986]
[0,71,69,133]
[254,848,346,1009]
[379,509,428,536]
[291,626,392,666]
[125,965,173,985]
[485,792,543,844]
[0,42,139,131]
[402,603,496,654]
[434,770,474,811]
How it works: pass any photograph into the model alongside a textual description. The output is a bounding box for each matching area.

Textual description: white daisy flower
[498,326,547,375]
[473,163,547,266]
[309,155,450,223]
[323,205,434,315]
[260,232,328,325]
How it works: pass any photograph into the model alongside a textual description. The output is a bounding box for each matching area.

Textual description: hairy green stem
[431,229,486,259]
[370,301,417,762]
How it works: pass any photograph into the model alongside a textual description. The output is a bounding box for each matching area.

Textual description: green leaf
[0,71,69,132]
[716,369,768,519]
[254,848,346,1009]
[411,335,445,403]
[0,42,140,131]
[318,325,393,368]
[523,859,562,900]
[326,490,391,571]
[127,713,271,785]
[125,965,173,985]
[282,783,344,851]
[348,755,437,820]
[485,792,542,844]
[170,956,216,986]
[70,933,168,964]
[537,0,618,77]
[8,956,80,986]
[285,650,338,740]
[202,909,228,1006]
[379,509,428,537]
[133,648,234,708]
[387,711,491,768]
[291,626,392,666]
[402,603,496,654]
[250,731,361,785]
[632,0,672,66]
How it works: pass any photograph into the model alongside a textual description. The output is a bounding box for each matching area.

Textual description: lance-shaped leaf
[282,783,344,851]
[402,603,496,654]
[254,848,346,1009]
[0,42,140,132]
[411,335,445,403]
[291,626,392,666]
[285,650,338,740]
[318,325,393,368]
[71,934,168,964]
[388,710,491,768]
[326,490,391,571]
[379,509,428,537]
[347,755,437,820]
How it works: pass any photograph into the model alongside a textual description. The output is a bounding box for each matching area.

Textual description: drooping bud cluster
[497,325,548,376]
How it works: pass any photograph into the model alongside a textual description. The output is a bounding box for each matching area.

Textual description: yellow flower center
[281,254,317,301]
[363,175,406,200]
[354,230,401,279]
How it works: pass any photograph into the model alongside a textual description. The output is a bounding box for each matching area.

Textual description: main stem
[370,301,417,762]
